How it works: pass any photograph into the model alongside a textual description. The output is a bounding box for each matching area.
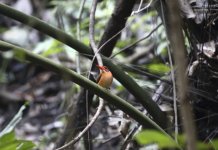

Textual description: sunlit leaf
[41,40,63,57]
[210,139,218,149]
[147,63,170,74]
[156,41,168,56]
[14,50,27,62]
[196,141,211,150]
[16,140,35,150]
[0,131,35,150]
[134,130,179,149]
[177,134,212,149]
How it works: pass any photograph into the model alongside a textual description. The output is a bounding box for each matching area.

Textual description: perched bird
[96,65,113,89]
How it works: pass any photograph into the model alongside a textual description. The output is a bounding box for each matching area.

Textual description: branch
[89,0,103,66]
[56,99,104,150]
[110,23,162,58]
[98,0,136,56]
[166,1,197,150]
[0,3,171,130]
[0,40,167,134]
[76,0,86,74]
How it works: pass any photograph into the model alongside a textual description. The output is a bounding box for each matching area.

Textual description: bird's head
[96,65,110,72]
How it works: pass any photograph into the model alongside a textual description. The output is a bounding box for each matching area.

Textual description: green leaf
[210,139,218,149]
[0,131,35,150]
[177,134,212,149]
[147,63,170,75]
[156,41,168,56]
[196,141,211,150]
[16,140,35,150]
[41,40,63,57]
[134,130,179,149]
[0,132,15,146]
[14,50,27,62]
[33,39,63,57]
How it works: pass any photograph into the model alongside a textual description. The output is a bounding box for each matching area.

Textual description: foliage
[135,130,179,149]
[0,104,35,150]
[0,131,35,150]
[146,63,170,75]
[135,130,218,149]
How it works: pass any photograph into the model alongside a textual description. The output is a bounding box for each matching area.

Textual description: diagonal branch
[98,0,136,56]
[0,3,171,130]
[0,40,166,134]
[56,98,104,150]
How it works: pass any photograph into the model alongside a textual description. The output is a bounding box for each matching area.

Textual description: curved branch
[0,40,166,134]
[89,0,103,66]
[110,23,162,58]
[0,3,171,130]
[56,99,104,150]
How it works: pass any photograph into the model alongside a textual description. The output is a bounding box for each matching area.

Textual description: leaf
[134,130,179,149]
[14,50,27,62]
[177,134,212,149]
[196,141,211,150]
[33,39,63,57]
[210,139,218,149]
[0,131,35,150]
[147,63,170,75]
[16,140,35,150]
[41,40,63,57]
[156,41,168,56]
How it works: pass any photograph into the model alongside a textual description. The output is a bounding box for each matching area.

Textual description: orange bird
[96,65,113,89]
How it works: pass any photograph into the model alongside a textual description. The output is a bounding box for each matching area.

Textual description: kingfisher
[96,65,113,89]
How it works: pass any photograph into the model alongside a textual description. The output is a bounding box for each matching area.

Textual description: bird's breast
[98,72,113,89]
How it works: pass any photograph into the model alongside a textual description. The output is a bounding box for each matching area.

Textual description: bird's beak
[96,65,104,70]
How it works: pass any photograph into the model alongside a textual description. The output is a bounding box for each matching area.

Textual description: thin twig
[160,0,178,141]
[55,99,104,150]
[76,0,86,74]
[167,47,178,142]
[131,0,153,15]
[110,23,162,58]
[89,0,103,66]
[77,0,86,40]
[166,1,197,149]
[91,25,127,64]
[83,0,104,149]
[121,126,139,150]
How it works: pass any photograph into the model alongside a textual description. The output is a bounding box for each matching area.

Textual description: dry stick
[60,0,104,149]
[56,0,103,149]
[121,126,138,150]
[76,0,86,74]
[160,0,178,142]
[110,23,162,58]
[131,0,153,15]
[167,48,178,142]
[85,0,103,148]
[89,0,103,66]
[67,2,142,147]
[55,98,104,150]
[166,1,197,150]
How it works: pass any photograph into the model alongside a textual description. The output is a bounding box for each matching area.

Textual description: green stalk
[0,3,171,130]
[0,40,167,134]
